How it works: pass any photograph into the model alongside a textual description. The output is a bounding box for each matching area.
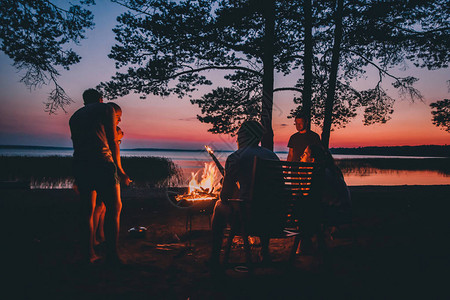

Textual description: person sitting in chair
[298,144,351,248]
[209,120,279,269]
[305,144,352,228]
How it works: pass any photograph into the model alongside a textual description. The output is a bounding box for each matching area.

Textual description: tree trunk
[260,0,275,150]
[321,0,344,149]
[302,0,313,129]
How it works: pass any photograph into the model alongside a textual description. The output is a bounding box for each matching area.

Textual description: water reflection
[17,154,449,188]
[175,160,450,187]
[28,168,450,189]
[344,169,449,186]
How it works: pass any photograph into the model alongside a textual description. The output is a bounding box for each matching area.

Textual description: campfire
[175,146,224,203]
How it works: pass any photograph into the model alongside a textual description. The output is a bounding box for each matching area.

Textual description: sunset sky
[0,1,448,151]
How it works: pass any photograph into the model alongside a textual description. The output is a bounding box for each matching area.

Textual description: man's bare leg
[210,200,231,264]
[80,190,101,263]
[93,202,106,245]
[260,236,271,263]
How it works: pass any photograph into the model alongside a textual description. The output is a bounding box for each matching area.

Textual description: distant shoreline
[330,145,449,157]
[1,144,448,157]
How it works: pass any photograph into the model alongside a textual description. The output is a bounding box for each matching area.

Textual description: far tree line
[1,0,449,150]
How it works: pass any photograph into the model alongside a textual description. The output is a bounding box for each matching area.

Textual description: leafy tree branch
[430,99,450,132]
[0,0,95,113]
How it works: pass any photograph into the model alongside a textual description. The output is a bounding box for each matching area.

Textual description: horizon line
[0,143,448,152]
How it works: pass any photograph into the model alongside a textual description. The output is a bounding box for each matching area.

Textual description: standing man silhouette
[286,112,321,254]
[70,89,131,264]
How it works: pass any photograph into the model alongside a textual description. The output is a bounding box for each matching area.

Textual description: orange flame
[177,162,222,202]
[188,162,220,194]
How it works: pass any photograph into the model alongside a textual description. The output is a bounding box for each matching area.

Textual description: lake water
[1,148,449,186]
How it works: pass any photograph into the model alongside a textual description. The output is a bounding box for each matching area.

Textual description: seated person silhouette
[209,120,279,268]
[299,144,351,240]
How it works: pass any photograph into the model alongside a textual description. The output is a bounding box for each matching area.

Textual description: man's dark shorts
[73,160,119,193]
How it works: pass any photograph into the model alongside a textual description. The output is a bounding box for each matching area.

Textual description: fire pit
[167,146,225,238]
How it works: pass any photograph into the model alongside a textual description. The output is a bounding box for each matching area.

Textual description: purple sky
[0,1,449,150]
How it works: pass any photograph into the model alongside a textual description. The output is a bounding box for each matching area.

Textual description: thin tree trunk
[322,0,344,149]
[303,0,313,129]
[261,0,275,150]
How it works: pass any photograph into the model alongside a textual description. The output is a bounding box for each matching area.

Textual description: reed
[336,158,450,175]
[0,156,182,187]
[122,156,182,187]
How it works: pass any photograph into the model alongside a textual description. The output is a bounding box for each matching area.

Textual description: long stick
[204,145,225,176]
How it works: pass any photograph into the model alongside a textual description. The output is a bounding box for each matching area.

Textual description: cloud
[178,117,199,121]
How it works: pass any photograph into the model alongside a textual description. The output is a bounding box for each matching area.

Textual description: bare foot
[89,254,102,264]
[94,238,105,246]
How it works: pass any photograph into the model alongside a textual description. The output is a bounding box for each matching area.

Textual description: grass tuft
[0,156,182,188]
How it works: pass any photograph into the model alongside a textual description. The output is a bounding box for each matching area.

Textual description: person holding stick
[209,120,279,270]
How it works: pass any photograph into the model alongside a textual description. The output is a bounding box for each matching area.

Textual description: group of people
[70,88,350,267]
[209,112,351,267]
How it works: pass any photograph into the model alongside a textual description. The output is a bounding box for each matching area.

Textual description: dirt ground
[1,185,449,299]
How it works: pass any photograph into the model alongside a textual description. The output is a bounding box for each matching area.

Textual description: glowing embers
[176,162,222,202]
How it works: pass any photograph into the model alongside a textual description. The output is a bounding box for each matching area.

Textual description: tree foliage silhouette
[0,0,95,113]
[102,0,449,149]
[101,0,307,150]
[296,0,450,147]
[430,99,450,133]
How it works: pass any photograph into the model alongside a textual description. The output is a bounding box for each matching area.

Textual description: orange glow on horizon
[1,74,448,149]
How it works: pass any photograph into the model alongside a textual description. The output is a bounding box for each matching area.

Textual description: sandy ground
[1,185,449,299]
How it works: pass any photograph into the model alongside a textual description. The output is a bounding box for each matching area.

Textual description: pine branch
[273,87,303,93]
